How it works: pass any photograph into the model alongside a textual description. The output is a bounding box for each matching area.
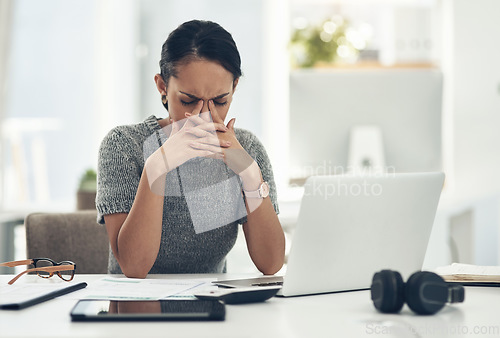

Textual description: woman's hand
[145,100,231,194]
[207,100,256,179]
[208,100,265,213]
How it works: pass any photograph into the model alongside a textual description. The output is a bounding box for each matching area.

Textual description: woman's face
[156,59,237,123]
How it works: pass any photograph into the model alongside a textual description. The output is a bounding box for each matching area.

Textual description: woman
[96,20,285,278]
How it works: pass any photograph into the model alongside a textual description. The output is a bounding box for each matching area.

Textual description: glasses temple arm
[7,265,75,285]
[0,259,34,268]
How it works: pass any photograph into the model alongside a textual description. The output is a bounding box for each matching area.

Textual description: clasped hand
[145,100,255,195]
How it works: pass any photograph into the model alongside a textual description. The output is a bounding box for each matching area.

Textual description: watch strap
[243,181,269,199]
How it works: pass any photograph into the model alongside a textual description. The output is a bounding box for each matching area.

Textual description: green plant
[289,17,362,68]
[78,168,97,192]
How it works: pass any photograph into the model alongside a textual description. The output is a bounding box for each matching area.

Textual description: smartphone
[70,299,225,321]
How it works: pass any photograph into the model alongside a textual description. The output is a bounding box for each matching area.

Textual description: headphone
[371,270,465,315]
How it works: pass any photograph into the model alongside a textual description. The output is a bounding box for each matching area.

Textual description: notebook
[216,172,445,297]
[0,282,87,310]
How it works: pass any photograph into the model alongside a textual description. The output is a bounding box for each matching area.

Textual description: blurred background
[1,0,499,272]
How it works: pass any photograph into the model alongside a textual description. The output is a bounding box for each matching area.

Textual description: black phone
[70,299,225,321]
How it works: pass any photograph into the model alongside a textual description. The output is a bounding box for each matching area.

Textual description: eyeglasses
[0,258,76,285]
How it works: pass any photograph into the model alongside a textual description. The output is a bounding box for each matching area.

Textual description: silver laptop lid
[281,172,445,297]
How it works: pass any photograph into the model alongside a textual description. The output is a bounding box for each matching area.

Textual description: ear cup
[371,270,405,313]
[405,271,448,315]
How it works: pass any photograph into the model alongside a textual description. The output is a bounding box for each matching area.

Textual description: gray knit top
[96,115,279,274]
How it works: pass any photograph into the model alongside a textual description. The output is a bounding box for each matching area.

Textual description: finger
[184,100,203,128]
[184,116,228,136]
[208,100,224,124]
[199,109,213,123]
[189,141,223,154]
[191,121,228,134]
[192,99,203,114]
[185,127,218,139]
[194,135,232,148]
[184,112,207,127]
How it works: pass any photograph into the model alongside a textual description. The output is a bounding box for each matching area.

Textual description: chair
[25,210,109,274]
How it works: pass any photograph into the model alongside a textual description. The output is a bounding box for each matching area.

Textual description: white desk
[1,274,499,338]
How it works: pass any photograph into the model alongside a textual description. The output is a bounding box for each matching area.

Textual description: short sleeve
[96,128,143,224]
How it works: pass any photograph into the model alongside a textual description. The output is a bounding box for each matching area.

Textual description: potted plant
[289,16,365,68]
[76,168,97,210]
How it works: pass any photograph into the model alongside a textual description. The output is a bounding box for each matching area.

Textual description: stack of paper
[435,263,500,284]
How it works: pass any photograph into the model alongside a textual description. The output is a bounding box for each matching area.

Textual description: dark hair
[159,20,242,86]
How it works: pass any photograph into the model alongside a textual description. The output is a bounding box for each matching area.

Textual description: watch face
[260,182,270,198]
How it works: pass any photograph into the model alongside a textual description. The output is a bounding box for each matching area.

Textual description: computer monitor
[289,68,442,179]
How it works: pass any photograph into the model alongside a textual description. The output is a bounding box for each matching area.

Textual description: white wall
[4,0,102,209]
[448,0,500,200]
[137,0,264,140]
[435,0,500,266]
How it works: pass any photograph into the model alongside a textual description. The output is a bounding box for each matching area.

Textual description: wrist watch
[243,181,269,199]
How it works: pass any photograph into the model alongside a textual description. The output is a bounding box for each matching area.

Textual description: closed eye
[181,100,197,106]
[181,99,228,107]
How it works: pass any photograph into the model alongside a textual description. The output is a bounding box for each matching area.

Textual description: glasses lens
[35,259,54,278]
[58,262,75,281]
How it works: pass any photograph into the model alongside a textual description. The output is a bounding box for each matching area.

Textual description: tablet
[70,299,225,321]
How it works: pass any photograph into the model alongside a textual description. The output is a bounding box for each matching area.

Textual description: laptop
[215,172,445,297]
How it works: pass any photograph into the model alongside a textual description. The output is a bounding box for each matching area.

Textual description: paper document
[435,263,500,283]
[82,277,215,300]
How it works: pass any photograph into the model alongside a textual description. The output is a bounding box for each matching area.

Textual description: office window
[1,0,138,211]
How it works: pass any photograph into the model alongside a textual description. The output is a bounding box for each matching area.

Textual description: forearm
[243,198,285,275]
[112,166,165,278]
[240,162,285,275]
